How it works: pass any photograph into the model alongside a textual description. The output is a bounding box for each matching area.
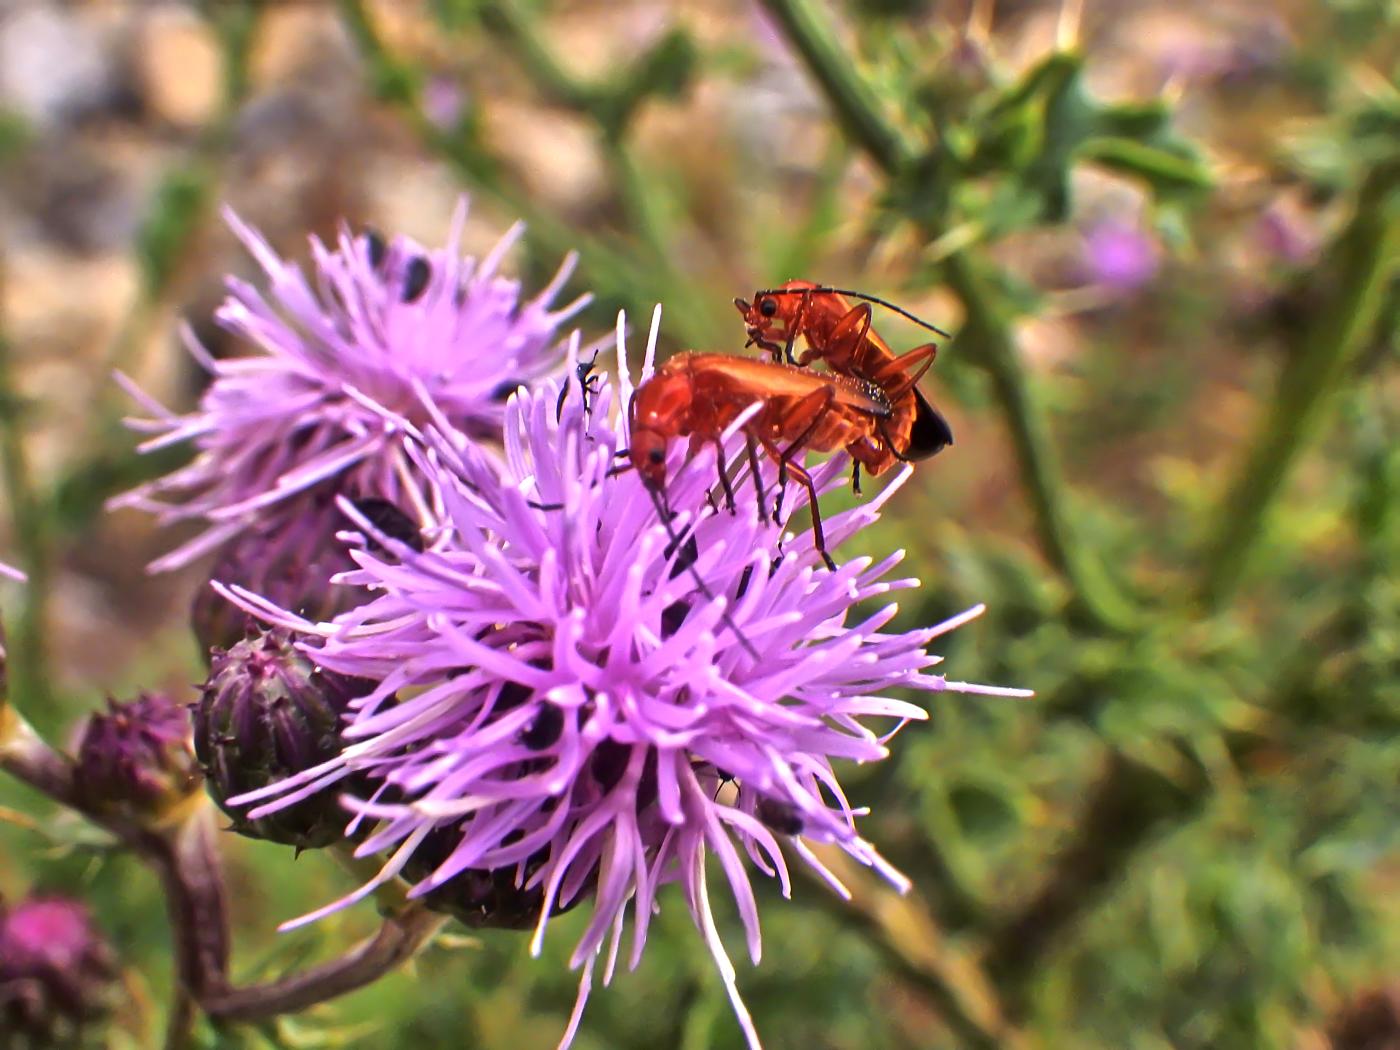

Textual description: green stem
[1198,159,1400,608]
[477,0,595,112]
[758,0,1133,634]
[756,0,910,174]
[942,253,1136,632]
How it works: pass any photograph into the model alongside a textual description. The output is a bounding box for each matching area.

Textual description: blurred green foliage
[1,0,1398,1048]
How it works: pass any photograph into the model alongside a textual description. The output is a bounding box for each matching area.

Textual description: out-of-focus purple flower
[219,312,1029,1048]
[1081,219,1161,294]
[1255,200,1320,267]
[73,692,200,820]
[423,75,467,130]
[0,562,23,584]
[110,201,589,573]
[0,896,117,1041]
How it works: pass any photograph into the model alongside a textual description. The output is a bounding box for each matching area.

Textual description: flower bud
[191,496,361,661]
[193,629,362,849]
[0,895,117,1043]
[400,827,589,930]
[73,692,200,822]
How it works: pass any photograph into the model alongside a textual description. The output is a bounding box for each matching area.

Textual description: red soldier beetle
[734,281,954,486]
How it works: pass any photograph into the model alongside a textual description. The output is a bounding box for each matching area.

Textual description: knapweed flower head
[219,312,1029,1049]
[0,895,117,1041]
[111,201,589,573]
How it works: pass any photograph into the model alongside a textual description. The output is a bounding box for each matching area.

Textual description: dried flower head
[219,312,1028,1048]
[110,201,589,572]
[0,896,117,1041]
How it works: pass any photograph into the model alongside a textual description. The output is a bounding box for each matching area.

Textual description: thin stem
[800,850,1023,1050]
[1198,158,1400,608]
[981,750,1206,1009]
[0,709,231,1012]
[339,0,713,346]
[756,0,910,174]
[477,0,595,112]
[942,253,1136,633]
[202,907,446,1022]
[479,0,716,342]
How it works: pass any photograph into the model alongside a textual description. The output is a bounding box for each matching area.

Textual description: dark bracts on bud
[191,496,366,661]
[0,896,117,1043]
[193,630,366,849]
[400,827,590,931]
[73,692,200,820]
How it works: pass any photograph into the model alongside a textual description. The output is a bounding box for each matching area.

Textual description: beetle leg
[783,290,813,366]
[874,342,938,397]
[745,433,768,524]
[711,438,738,514]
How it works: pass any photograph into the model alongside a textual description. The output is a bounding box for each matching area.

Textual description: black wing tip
[908,396,954,459]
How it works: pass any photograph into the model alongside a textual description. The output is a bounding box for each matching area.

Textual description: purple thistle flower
[217,312,1029,1048]
[110,201,590,572]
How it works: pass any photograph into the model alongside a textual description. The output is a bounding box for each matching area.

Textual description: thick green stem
[1198,159,1400,608]
[756,0,910,174]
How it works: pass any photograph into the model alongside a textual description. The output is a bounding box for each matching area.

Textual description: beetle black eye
[648,448,665,465]
[760,298,778,318]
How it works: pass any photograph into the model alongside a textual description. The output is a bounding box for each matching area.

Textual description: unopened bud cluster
[73,692,200,821]
[193,630,361,849]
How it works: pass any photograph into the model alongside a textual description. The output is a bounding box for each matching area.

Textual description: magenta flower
[1082,218,1160,294]
[218,312,1028,1048]
[0,896,117,1038]
[110,201,589,572]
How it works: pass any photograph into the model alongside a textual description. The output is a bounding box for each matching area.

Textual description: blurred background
[0,0,1397,1047]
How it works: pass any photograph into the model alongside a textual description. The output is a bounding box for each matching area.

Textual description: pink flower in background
[1082,219,1161,294]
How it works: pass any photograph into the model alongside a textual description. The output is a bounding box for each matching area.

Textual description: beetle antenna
[752,286,952,339]
[642,484,760,662]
